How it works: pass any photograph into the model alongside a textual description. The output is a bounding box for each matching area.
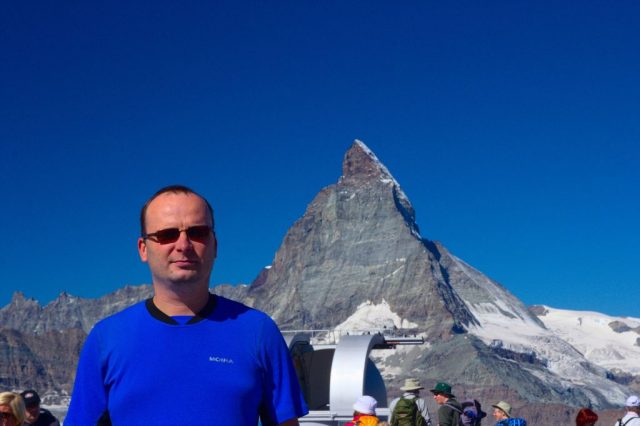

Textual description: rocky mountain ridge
[1,140,638,425]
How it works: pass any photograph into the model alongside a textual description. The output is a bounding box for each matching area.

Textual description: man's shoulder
[92,300,147,329]
[622,413,640,423]
[439,399,462,415]
[32,408,59,425]
[444,398,462,410]
[37,408,58,426]
[213,294,252,311]
[213,295,273,322]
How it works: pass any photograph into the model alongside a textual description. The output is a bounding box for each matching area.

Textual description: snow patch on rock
[335,299,419,331]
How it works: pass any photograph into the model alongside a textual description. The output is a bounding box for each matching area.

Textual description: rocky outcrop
[529,305,549,316]
[0,327,85,403]
[245,140,476,338]
[0,285,153,335]
[609,320,632,333]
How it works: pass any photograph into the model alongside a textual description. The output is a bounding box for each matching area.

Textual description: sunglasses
[143,225,212,244]
[0,412,15,420]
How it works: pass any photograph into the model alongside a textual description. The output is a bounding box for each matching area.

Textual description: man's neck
[152,283,210,316]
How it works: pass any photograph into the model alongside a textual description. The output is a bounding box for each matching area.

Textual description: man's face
[24,404,39,423]
[493,408,507,420]
[432,393,447,405]
[138,193,217,288]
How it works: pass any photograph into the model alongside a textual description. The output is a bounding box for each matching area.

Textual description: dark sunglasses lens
[186,226,211,241]
[154,228,181,243]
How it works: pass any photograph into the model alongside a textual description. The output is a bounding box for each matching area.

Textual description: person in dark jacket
[430,382,462,426]
[20,390,59,426]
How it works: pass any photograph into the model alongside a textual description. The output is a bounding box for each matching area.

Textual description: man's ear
[138,237,148,262]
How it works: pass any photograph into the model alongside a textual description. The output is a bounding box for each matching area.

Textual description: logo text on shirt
[208,356,234,364]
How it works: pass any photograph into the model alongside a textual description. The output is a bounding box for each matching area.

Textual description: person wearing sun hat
[430,382,462,426]
[491,401,527,426]
[389,378,432,425]
[615,395,640,426]
[345,395,380,426]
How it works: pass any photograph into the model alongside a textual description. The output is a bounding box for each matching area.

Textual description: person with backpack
[615,395,640,426]
[389,378,432,426]
[346,395,380,426]
[460,399,487,426]
[491,401,527,426]
[430,382,463,426]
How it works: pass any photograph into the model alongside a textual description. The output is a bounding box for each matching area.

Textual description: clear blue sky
[1,1,638,317]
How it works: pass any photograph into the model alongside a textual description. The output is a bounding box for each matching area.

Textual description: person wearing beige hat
[491,401,527,426]
[388,378,432,425]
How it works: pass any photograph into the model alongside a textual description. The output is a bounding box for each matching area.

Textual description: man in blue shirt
[66,185,308,425]
[491,401,527,426]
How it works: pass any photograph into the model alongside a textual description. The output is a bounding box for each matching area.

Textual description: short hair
[575,408,598,426]
[0,392,26,424]
[140,185,215,235]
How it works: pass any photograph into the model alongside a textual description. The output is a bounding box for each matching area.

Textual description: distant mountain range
[1,140,638,425]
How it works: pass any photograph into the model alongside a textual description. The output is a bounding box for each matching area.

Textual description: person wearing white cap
[346,395,380,426]
[615,395,640,426]
[388,378,432,425]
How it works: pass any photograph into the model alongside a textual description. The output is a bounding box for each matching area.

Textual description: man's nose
[174,229,194,249]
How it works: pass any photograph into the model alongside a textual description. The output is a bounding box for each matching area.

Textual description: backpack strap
[622,418,640,426]
[444,403,463,414]
[444,403,463,426]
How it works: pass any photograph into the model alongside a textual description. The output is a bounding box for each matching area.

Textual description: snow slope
[329,256,639,407]
[534,306,640,375]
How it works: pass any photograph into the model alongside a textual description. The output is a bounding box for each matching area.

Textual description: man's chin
[153,269,211,289]
[172,275,201,284]
[162,271,204,286]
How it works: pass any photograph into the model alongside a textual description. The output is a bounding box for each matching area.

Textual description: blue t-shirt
[65,294,308,425]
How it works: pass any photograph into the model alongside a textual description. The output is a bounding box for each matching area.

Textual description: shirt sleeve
[65,326,109,425]
[388,398,398,423]
[416,398,432,425]
[257,316,309,425]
